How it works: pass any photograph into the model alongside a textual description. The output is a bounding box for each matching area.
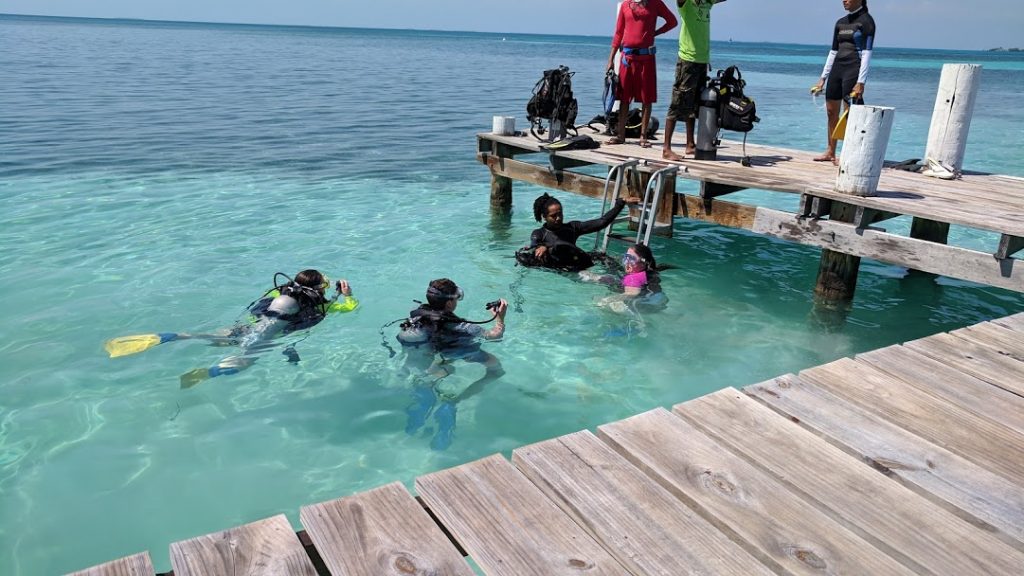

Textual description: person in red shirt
[605,0,678,148]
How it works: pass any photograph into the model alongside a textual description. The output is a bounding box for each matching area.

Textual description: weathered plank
[512,430,773,576]
[903,332,1024,397]
[66,552,155,576]
[799,358,1024,485]
[858,345,1024,436]
[169,514,316,576]
[950,321,1024,362]
[750,206,1024,292]
[994,312,1024,331]
[299,482,473,576]
[415,454,626,576]
[598,408,917,574]
[673,388,1024,575]
[746,374,1024,550]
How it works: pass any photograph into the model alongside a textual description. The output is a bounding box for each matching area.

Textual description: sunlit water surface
[1,15,1022,574]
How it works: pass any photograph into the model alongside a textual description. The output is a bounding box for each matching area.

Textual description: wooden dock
[478,131,1024,299]
[71,312,1024,575]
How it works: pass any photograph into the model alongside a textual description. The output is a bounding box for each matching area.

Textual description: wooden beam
[910,217,951,244]
[997,234,1024,259]
[854,206,900,228]
[699,181,746,200]
[751,207,1024,292]
[677,194,758,229]
[549,154,594,172]
[480,154,608,199]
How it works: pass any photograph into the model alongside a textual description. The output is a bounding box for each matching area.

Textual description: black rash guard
[822,7,876,101]
[525,198,628,270]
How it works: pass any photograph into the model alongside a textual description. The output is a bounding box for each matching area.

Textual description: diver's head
[294,269,328,293]
[623,243,655,273]
[533,193,562,226]
[426,278,463,311]
[842,0,864,12]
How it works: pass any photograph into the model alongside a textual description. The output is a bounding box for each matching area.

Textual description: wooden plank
[415,454,626,576]
[66,553,154,576]
[750,206,1024,292]
[746,374,1024,550]
[673,388,1024,575]
[799,358,1024,485]
[677,193,757,229]
[512,430,773,576]
[950,321,1024,362]
[993,312,1024,331]
[480,153,606,199]
[299,482,473,576]
[598,408,917,574]
[903,332,1024,397]
[858,345,1024,436]
[170,514,316,576]
[997,234,1024,259]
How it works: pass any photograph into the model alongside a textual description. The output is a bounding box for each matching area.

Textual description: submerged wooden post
[489,143,514,212]
[836,105,895,197]
[925,63,982,175]
[815,202,861,302]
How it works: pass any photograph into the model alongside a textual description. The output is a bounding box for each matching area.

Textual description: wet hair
[294,269,326,289]
[426,278,459,309]
[632,243,656,271]
[533,193,562,222]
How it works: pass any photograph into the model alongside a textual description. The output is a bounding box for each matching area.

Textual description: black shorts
[667,60,709,121]
[825,62,859,101]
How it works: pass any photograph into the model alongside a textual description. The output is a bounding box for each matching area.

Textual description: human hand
[622,195,642,205]
[336,279,351,297]
[851,83,864,100]
[493,299,508,319]
[534,245,548,260]
[810,79,824,95]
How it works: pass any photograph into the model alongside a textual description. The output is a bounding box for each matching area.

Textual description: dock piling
[925,63,982,175]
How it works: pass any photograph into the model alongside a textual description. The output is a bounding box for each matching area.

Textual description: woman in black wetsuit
[812,0,876,164]
[520,193,640,271]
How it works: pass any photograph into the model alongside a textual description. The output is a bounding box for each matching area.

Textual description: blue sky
[1,0,1021,51]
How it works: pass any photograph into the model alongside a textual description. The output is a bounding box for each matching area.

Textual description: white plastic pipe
[491,116,516,136]
[837,105,895,197]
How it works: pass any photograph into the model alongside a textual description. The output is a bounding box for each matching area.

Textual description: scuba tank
[695,85,720,161]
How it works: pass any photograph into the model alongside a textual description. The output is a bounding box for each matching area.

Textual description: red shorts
[618,53,657,104]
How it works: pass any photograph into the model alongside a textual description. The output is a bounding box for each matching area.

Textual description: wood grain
[170,514,316,576]
[66,552,154,576]
[300,482,473,576]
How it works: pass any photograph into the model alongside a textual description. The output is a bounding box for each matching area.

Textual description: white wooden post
[925,63,982,175]
[836,105,895,197]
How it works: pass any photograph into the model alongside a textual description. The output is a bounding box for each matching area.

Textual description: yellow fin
[105,334,162,358]
[831,109,849,141]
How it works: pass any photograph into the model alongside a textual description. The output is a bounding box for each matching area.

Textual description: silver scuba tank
[695,85,719,160]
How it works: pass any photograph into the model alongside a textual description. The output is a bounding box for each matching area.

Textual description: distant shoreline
[0,11,1017,53]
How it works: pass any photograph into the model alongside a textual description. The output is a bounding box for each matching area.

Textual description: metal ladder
[597,163,678,252]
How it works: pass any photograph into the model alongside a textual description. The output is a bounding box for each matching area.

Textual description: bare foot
[813,154,836,162]
[606,136,625,145]
[662,150,685,161]
[639,139,652,149]
[684,146,696,156]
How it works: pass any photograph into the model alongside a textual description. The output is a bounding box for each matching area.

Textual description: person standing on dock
[663,0,727,161]
[812,0,876,164]
[605,0,678,148]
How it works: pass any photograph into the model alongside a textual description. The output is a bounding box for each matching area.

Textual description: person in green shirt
[663,0,727,161]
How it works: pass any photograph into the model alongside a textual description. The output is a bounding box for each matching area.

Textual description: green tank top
[677,0,715,64]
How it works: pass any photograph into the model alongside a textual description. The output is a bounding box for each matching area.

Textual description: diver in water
[517,193,640,271]
[105,269,357,387]
[396,278,507,450]
[580,243,668,314]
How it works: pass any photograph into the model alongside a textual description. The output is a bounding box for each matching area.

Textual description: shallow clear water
[1,15,1023,574]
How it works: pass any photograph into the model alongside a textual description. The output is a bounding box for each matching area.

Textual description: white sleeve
[821,50,837,79]
[857,50,872,84]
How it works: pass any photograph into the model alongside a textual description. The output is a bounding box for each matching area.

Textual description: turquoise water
[2,15,1023,574]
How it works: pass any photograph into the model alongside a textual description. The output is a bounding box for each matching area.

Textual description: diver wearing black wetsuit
[822,6,875,101]
[525,197,630,271]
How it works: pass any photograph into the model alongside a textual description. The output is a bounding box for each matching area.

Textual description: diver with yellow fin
[104,269,357,388]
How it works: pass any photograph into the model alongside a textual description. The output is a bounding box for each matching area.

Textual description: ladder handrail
[635,165,679,247]
[596,159,640,253]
